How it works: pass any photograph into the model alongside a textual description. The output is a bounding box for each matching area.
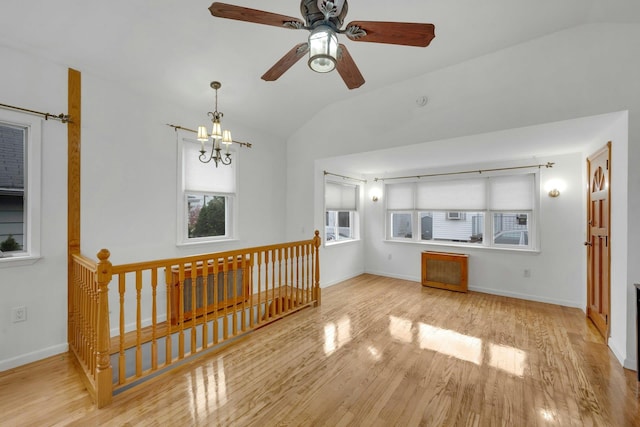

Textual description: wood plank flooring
[1,274,639,426]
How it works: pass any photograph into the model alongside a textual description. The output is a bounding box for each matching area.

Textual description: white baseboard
[623,357,637,371]
[608,338,635,371]
[467,285,583,309]
[363,271,582,309]
[364,270,420,283]
[320,270,366,288]
[0,343,68,372]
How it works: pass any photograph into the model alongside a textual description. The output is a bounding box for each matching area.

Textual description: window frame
[177,136,238,246]
[324,179,361,246]
[0,109,42,266]
[384,171,539,251]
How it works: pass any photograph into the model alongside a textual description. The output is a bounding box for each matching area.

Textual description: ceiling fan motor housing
[301,0,348,30]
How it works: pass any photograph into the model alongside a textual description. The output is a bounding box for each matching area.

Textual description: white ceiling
[1,0,638,140]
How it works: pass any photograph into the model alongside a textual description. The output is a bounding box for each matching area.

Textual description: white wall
[286,23,639,368]
[0,45,69,369]
[0,45,288,370]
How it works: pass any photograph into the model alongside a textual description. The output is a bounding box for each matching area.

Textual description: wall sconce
[370,188,381,202]
[544,179,566,198]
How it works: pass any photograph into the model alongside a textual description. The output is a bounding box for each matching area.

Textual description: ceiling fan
[209,1,435,89]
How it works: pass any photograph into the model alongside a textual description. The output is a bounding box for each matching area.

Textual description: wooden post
[313,230,321,306]
[67,68,81,343]
[95,249,113,408]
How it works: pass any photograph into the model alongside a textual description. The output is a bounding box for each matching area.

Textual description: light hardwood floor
[1,274,639,426]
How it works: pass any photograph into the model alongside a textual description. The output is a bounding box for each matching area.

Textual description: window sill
[384,239,540,254]
[176,238,239,248]
[0,254,42,268]
[325,239,360,248]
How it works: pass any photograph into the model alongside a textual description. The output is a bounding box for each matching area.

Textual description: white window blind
[325,181,357,211]
[489,174,534,210]
[416,179,486,210]
[386,183,414,210]
[183,140,235,193]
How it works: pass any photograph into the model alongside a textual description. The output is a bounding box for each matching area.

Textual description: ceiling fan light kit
[308,25,339,72]
[209,0,435,89]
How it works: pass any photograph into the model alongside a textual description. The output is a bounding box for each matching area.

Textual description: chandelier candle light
[197,81,233,167]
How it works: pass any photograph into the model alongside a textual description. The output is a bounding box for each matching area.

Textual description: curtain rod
[0,102,70,123]
[374,162,554,182]
[324,170,367,183]
[167,124,252,148]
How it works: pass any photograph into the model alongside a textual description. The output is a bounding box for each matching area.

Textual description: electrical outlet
[388,253,392,260]
[524,269,531,278]
[12,306,27,323]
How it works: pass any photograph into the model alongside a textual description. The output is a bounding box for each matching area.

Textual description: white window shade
[183,140,235,193]
[386,183,415,210]
[489,174,534,210]
[325,181,357,211]
[416,179,486,210]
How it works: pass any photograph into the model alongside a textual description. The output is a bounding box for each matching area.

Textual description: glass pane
[0,123,26,253]
[391,212,412,238]
[493,212,529,246]
[326,210,353,242]
[187,194,226,238]
[419,212,433,240]
[420,212,484,243]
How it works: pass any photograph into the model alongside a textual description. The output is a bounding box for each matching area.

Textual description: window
[178,138,236,244]
[0,110,42,263]
[324,180,359,244]
[385,172,536,250]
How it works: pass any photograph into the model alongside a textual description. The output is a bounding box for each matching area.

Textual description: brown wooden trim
[67,68,81,342]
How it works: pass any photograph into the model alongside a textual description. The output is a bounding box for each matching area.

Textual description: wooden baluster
[136,270,143,377]
[95,249,113,408]
[222,258,229,340]
[313,230,321,306]
[151,268,158,371]
[240,255,247,332]
[302,244,308,304]
[118,273,126,384]
[270,249,276,318]
[285,246,290,313]
[296,245,301,304]
[231,256,238,336]
[248,253,255,329]
[278,248,283,315]
[257,251,263,324]
[178,264,185,360]
[164,265,172,367]
[190,263,197,356]
[90,275,97,375]
[213,260,219,345]
[202,259,209,350]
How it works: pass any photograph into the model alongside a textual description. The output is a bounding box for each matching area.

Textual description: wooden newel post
[313,230,321,306]
[95,249,113,407]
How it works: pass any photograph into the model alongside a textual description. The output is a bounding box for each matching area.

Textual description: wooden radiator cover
[421,251,468,293]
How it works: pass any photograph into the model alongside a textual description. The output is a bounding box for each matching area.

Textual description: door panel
[586,143,611,340]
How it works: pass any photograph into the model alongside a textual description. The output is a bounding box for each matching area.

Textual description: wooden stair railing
[68,231,321,407]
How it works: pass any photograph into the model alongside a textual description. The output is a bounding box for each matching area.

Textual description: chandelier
[197,81,233,167]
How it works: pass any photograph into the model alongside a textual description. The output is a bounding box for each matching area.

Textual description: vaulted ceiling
[1,0,638,140]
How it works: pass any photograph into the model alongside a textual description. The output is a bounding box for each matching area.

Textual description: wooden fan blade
[261,43,309,81]
[345,21,435,47]
[209,2,305,29]
[336,44,365,90]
